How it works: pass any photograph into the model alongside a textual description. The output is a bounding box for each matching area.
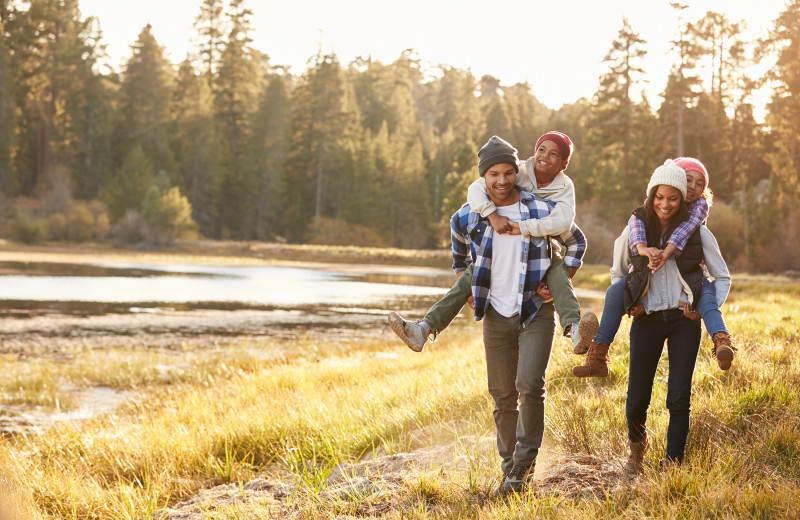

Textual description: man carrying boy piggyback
[389,131,597,356]
[414,136,587,494]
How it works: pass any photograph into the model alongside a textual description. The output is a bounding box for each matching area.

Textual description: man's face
[484,163,518,206]
[533,140,565,176]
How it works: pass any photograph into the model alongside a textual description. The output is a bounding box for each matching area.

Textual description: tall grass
[0,274,798,518]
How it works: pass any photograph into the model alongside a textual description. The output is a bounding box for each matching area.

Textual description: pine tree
[587,17,656,215]
[117,24,177,178]
[214,0,262,237]
[173,59,222,237]
[759,0,800,195]
[0,12,14,194]
[103,145,155,220]
[284,51,361,242]
[242,75,290,240]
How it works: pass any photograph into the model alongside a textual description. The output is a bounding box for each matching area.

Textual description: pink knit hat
[674,157,709,188]
[535,131,573,169]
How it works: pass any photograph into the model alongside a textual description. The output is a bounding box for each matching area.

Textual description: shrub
[307,216,389,248]
[111,209,149,246]
[47,213,68,240]
[66,201,94,242]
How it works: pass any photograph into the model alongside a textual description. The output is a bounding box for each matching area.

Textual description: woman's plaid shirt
[450,190,586,329]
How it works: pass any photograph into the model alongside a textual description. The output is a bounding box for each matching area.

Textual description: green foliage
[103,145,155,220]
[141,185,195,246]
[0,1,799,271]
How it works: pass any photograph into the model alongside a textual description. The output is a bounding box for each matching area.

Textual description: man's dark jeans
[626,309,701,463]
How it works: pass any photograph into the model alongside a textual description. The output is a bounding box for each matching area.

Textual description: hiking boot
[387,312,428,352]
[571,341,610,378]
[712,332,736,370]
[497,464,533,495]
[624,438,648,474]
[571,311,599,354]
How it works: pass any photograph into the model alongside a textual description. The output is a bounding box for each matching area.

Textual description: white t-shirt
[488,202,523,317]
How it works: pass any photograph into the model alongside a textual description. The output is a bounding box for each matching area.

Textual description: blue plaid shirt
[450,190,586,329]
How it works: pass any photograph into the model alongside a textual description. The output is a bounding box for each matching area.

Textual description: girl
[573,157,736,377]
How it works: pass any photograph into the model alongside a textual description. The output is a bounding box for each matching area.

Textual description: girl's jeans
[594,277,728,345]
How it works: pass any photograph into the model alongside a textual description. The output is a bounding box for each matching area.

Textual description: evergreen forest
[1,0,800,272]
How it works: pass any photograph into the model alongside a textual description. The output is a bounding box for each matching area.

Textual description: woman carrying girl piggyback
[602,160,732,470]
[573,157,737,378]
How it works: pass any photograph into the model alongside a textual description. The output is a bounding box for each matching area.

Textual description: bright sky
[79,0,786,114]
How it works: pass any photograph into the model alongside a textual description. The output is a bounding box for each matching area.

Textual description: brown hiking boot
[571,341,610,378]
[624,438,648,474]
[712,332,736,370]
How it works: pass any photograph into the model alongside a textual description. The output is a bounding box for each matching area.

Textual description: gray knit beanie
[478,136,519,177]
[646,159,687,200]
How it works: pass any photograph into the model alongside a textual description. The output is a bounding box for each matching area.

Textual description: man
[448,136,586,494]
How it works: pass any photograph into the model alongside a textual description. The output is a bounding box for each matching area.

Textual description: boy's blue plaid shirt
[450,190,586,329]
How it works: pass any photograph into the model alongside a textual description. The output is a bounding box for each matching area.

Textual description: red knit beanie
[674,157,709,188]
[535,131,573,169]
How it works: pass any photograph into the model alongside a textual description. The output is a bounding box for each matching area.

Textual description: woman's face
[685,170,705,204]
[653,185,683,225]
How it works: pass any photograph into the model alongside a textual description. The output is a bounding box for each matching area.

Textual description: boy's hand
[536,281,553,301]
[488,212,513,234]
[467,295,475,309]
[507,221,521,235]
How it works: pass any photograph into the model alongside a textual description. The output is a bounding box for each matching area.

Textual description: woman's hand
[627,303,645,318]
[683,302,701,320]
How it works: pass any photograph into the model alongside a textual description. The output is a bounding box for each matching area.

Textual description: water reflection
[0,261,449,316]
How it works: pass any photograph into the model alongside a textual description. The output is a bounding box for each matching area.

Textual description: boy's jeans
[423,255,580,335]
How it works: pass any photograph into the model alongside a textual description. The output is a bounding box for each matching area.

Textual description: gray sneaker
[387,312,427,352]
[571,311,599,354]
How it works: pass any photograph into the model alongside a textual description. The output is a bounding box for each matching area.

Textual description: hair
[701,186,714,207]
[643,184,689,240]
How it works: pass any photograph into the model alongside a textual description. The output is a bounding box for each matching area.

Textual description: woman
[611,159,732,472]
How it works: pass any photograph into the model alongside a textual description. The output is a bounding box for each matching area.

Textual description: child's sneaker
[388,312,428,352]
[571,311,599,354]
[712,332,736,370]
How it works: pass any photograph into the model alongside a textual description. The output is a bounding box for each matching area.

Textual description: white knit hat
[646,159,687,200]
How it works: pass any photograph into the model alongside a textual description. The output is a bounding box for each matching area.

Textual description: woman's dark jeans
[626,309,701,463]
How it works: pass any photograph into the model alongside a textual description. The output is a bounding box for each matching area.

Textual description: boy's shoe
[571,341,610,378]
[496,463,533,496]
[712,332,736,370]
[387,312,427,352]
[571,311,599,354]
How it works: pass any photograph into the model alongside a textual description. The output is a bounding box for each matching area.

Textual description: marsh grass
[0,273,798,519]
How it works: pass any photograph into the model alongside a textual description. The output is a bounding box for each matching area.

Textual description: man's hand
[488,212,513,234]
[627,303,645,318]
[457,270,476,309]
[507,221,521,235]
[683,302,701,320]
[536,281,553,301]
